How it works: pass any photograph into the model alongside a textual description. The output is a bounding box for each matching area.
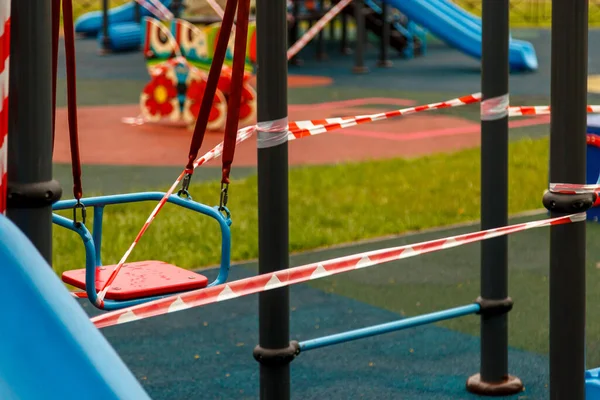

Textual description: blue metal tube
[92,206,104,266]
[298,303,481,352]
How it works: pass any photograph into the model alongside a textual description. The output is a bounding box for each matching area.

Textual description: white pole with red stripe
[0,0,10,215]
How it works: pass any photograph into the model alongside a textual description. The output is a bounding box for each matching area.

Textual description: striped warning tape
[0,0,10,216]
[549,183,600,194]
[90,212,585,329]
[135,0,173,20]
[508,105,600,117]
[287,93,482,139]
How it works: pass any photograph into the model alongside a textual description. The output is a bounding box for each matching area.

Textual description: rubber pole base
[466,373,524,396]
[377,59,393,68]
[352,66,369,74]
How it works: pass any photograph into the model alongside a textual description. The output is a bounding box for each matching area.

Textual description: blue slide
[0,214,151,400]
[387,0,537,71]
[74,0,172,52]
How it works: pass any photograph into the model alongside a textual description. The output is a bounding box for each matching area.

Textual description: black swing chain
[219,182,229,211]
[177,172,193,200]
[73,200,87,227]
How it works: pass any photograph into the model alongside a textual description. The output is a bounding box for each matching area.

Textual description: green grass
[52,136,549,277]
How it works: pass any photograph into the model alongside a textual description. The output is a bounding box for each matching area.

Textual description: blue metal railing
[298,303,480,352]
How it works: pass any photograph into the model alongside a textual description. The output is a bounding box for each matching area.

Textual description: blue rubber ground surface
[85,265,547,400]
[76,211,581,400]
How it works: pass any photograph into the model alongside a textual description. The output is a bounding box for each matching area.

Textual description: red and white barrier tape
[95,126,256,305]
[508,105,600,117]
[206,0,226,20]
[549,183,600,195]
[135,0,173,20]
[287,93,482,139]
[0,0,10,215]
[90,212,585,329]
[286,0,352,60]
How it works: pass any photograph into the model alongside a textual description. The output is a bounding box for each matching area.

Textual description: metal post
[549,0,588,398]
[377,0,392,67]
[254,0,294,399]
[100,0,111,53]
[352,0,368,73]
[7,0,62,264]
[466,0,523,396]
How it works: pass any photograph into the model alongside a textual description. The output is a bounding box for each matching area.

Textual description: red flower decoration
[142,74,178,118]
[187,79,223,123]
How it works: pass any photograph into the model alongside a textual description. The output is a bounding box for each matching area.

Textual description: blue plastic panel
[387,0,538,71]
[0,214,151,400]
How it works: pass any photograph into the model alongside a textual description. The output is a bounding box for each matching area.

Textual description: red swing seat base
[62,260,209,301]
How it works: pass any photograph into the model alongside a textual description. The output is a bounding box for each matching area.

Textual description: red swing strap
[220,0,251,188]
[51,0,60,152]
[54,0,85,221]
[180,0,250,207]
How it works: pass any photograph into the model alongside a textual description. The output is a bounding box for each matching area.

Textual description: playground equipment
[138,17,257,129]
[52,0,244,311]
[387,0,538,71]
[0,0,595,399]
[0,212,152,400]
[75,0,175,52]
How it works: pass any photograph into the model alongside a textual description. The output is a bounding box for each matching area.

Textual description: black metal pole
[466,0,522,396]
[254,0,295,399]
[377,0,392,67]
[100,0,111,53]
[352,0,368,73]
[7,0,62,264]
[548,0,588,398]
